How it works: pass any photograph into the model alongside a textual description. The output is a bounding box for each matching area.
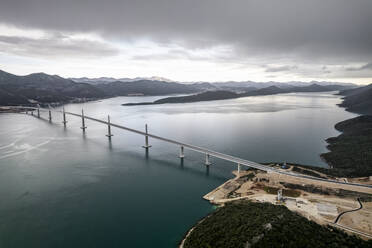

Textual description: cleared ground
[204,165,372,239]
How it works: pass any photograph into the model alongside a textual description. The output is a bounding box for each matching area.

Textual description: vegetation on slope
[321,115,372,177]
[339,84,372,115]
[96,79,199,96]
[183,201,372,248]
[123,84,350,106]
[0,70,107,105]
[0,69,199,106]
[155,91,238,103]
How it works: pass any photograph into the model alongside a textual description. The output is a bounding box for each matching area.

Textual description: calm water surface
[0,92,357,247]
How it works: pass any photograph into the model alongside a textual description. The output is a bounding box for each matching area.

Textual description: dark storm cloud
[0,0,371,63]
[0,33,119,58]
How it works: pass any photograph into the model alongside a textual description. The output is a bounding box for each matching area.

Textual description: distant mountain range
[71,76,354,87]
[0,70,199,105]
[71,76,355,90]
[0,69,358,106]
[209,80,355,90]
[0,70,106,106]
[95,80,199,96]
[339,84,372,115]
[70,76,174,84]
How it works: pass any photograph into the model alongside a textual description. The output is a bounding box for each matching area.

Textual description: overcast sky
[0,0,371,84]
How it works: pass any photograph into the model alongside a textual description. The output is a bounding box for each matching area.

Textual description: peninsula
[122,84,351,106]
[180,83,372,247]
[181,164,372,247]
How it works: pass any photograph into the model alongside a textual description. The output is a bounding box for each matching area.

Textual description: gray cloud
[346,62,372,71]
[264,65,298,73]
[0,0,371,79]
[0,33,119,58]
[131,49,191,61]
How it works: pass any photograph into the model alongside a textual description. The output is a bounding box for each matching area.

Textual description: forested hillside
[183,201,372,248]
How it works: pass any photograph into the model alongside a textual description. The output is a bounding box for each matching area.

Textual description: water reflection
[0,92,358,248]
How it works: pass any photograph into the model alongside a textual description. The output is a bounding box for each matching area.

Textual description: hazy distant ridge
[71,76,355,89]
[0,69,358,106]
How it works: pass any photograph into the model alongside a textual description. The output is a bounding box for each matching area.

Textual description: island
[122,84,351,106]
[122,91,239,106]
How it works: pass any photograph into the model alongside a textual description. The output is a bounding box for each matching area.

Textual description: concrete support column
[48,108,52,122]
[62,107,67,127]
[31,111,34,116]
[80,109,87,131]
[106,115,113,138]
[179,146,185,158]
[37,108,40,118]
[238,163,241,175]
[205,153,211,166]
[142,124,152,149]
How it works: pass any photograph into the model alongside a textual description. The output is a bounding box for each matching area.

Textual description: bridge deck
[8,106,372,190]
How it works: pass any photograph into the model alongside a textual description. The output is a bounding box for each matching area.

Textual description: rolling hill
[123,84,351,106]
[0,69,358,107]
[0,70,107,105]
[95,80,199,96]
[0,70,201,105]
[339,84,372,115]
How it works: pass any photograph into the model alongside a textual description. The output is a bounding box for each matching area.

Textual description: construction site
[204,163,372,239]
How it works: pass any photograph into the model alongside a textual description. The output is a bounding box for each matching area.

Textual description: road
[7,106,372,191]
[334,198,363,224]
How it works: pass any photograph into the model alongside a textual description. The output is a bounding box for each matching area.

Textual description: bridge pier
[142,124,152,149]
[37,108,40,118]
[205,153,211,166]
[62,107,67,127]
[48,108,52,122]
[179,146,185,159]
[31,111,34,116]
[237,163,241,175]
[80,109,87,131]
[106,115,113,139]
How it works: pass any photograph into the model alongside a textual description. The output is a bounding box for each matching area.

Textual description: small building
[281,162,289,169]
[277,189,283,202]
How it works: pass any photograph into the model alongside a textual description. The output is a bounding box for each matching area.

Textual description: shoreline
[122,88,343,106]
[180,165,372,245]
[179,212,214,248]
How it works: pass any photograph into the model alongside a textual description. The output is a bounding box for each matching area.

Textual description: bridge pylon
[80,109,87,131]
[142,124,152,149]
[205,153,211,166]
[48,107,52,122]
[62,107,68,127]
[106,115,114,139]
[179,146,185,159]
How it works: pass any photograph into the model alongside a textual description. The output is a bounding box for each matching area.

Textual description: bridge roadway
[10,106,372,190]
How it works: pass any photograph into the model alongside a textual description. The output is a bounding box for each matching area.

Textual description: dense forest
[339,84,372,115]
[183,201,372,248]
[321,115,372,177]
